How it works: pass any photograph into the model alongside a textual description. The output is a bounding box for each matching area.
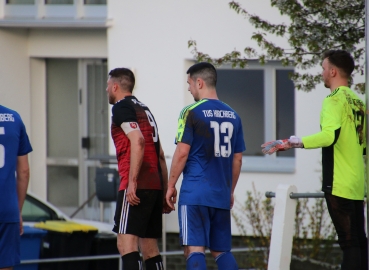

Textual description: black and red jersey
[111,96,162,190]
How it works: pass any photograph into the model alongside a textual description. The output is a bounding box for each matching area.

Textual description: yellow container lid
[34,221,98,233]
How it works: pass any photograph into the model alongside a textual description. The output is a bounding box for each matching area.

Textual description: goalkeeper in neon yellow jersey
[262,50,367,269]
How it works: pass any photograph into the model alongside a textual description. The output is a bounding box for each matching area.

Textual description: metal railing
[19,248,252,269]
[265,184,339,270]
[20,187,338,270]
[19,189,332,269]
[265,191,325,199]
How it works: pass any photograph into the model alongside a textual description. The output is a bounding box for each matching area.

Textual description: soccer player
[107,68,170,270]
[166,62,246,270]
[0,105,32,270]
[261,50,367,269]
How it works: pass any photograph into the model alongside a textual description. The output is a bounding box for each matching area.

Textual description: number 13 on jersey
[210,121,234,157]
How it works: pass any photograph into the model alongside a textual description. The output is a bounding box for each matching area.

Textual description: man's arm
[166,142,190,211]
[16,154,30,235]
[302,97,342,149]
[126,130,145,205]
[302,129,337,149]
[231,152,242,209]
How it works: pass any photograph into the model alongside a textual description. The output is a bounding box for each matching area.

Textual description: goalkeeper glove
[261,136,303,155]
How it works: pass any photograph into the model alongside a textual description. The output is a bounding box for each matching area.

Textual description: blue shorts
[178,205,231,251]
[0,222,20,268]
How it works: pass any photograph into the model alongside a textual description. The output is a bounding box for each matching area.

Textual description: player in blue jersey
[166,62,246,270]
[0,105,32,270]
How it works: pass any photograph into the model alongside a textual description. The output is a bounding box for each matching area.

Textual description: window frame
[2,0,107,22]
[218,61,295,173]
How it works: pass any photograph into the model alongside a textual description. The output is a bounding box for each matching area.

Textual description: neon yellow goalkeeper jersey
[302,86,366,200]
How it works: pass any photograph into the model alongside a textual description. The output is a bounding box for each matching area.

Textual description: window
[45,0,73,4]
[44,0,107,4]
[6,0,34,4]
[87,62,109,159]
[275,70,295,158]
[217,69,264,156]
[6,0,107,3]
[85,0,106,4]
[22,195,61,222]
[216,61,295,172]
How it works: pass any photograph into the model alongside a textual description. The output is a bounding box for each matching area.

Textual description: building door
[46,59,110,216]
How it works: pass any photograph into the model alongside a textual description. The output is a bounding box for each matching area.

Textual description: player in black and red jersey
[107,68,170,270]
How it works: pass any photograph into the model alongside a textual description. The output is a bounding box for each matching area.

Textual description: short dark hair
[108,68,135,92]
[322,50,355,78]
[187,62,217,88]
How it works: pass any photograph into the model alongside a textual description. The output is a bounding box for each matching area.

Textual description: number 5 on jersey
[210,121,234,157]
[0,127,4,168]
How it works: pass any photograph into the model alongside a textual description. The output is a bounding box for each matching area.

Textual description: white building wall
[0,29,38,192]
[0,0,363,234]
[0,29,30,126]
[107,0,339,234]
[28,29,107,58]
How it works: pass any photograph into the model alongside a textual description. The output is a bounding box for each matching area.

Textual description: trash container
[89,232,119,270]
[95,167,119,202]
[14,226,47,270]
[34,221,98,270]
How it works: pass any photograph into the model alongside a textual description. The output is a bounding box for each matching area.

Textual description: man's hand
[126,181,140,206]
[166,186,177,211]
[230,193,235,209]
[19,214,24,235]
[162,187,173,214]
[162,200,173,214]
[261,139,291,155]
[261,136,303,155]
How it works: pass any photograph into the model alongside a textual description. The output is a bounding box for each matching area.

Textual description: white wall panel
[28,29,107,58]
[0,29,30,125]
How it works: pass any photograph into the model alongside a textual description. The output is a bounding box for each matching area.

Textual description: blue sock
[215,251,238,270]
[186,252,206,270]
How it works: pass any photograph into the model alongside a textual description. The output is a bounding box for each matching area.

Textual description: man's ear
[330,67,338,77]
[113,82,119,92]
[197,78,204,89]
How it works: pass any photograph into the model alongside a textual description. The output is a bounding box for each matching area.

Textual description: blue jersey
[175,99,246,209]
[0,105,32,222]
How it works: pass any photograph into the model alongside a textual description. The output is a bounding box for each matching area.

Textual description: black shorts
[113,189,163,238]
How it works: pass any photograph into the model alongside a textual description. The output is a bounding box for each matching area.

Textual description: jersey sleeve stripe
[180,100,208,118]
[179,99,208,119]
[179,103,196,119]
[176,99,208,143]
